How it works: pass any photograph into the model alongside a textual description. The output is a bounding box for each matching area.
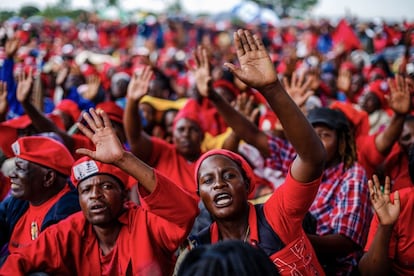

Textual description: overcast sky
[1,0,414,21]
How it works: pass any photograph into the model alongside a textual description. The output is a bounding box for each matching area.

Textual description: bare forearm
[22,101,74,150]
[375,114,405,155]
[208,90,269,155]
[260,82,326,173]
[359,225,393,276]
[114,151,156,193]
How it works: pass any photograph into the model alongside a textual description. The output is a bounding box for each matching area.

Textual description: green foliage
[40,6,85,20]
[251,0,318,17]
[19,5,40,18]
[0,11,15,22]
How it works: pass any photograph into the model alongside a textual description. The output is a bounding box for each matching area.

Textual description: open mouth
[89,203,107,213]
[10,183,21,190]
[213,193,233,207]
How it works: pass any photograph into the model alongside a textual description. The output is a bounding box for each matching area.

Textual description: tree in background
[252,0,318,17]
[19,5,40,18]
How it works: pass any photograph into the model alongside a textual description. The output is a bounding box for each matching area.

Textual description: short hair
[177,240,279,276]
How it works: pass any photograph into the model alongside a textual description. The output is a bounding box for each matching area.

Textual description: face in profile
[399,119,414,154]
[78,174,126,227]
[9,158,48,201]
[198,155,249,220]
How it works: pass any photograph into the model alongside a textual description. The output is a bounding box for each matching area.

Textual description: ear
[43,169,56,188]
[245,177,250,193]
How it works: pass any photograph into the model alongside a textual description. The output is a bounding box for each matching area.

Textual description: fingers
[223,62,237,74]
[76,121,93,138]
[383,176,391,197]
[234,31,245,58]
[238,29,251,53]
[393,190,400,204]
[89,108,104,129]
[283,77,290,90]
[245,30,258,51]
[234,29,262,55]
[253,33,265,51]
[368,179,376,201]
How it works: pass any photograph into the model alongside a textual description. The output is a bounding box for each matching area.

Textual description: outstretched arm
[77,108,156,193]
[225,29,326,182]
[194,44,270,157]
[359,175,400,276]
[123,66,154,163]
[16,70,75,151]
[375,75,411,155]
[0,81,8,122]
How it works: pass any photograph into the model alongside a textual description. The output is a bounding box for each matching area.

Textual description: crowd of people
[0,10,413,275]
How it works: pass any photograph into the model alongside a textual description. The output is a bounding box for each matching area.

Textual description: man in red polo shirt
[0,108,199,275]
[0,134,80,265]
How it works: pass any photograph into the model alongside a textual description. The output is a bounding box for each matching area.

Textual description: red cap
[213,79,240,98]
[366,80,389,107]
[95,101,124,125]
[194,149,256,196]
[71,156,132,188]
[0,126,19,158]
[1,115,32,129]
[173,99,205,132]
[54,99,81,123]
[12,136,74,176]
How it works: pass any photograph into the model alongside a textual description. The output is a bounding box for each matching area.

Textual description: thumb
[76,148,95,159]
[224,62,239,76]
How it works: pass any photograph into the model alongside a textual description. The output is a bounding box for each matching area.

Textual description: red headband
[194,149,256,196]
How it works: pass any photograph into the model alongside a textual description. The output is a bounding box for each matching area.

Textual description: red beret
[366,80,389,108]
[12,136,74,176]
[173,99,205,132]
[96,101,124,125]
[71,156,132,188]
[194,149,256,196]
[54,99,81,123]
[213,79,240,98]
[1,114,32,129]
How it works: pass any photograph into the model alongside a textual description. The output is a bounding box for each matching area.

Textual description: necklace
[243,225,250,242]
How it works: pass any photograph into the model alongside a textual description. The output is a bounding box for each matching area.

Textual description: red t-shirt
[384,145,413,191]
[364,187,414,275]
[9,185,70,252]
[209,171,324,275]
[148,137,198,200]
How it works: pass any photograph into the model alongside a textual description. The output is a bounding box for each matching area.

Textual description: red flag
[332,19,362,52]
[383,23,402,46]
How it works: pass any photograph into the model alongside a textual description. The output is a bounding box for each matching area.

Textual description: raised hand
[126,66,153,102]
[193,45,212,98]
[224,29,278,90]
[16,70,33,103]
[233,93,259,123]
[283,72,313,108]
[76,108,124,164]
[0,81,8,117]
[5,37,19,58]
[83,75,101,100]
[368,175,400,226]
[55,65,70,87]
[387,75,411,115]
[336,69,352,93]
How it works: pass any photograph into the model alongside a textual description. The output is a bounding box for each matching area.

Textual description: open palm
[225,30,277,90]
[16,71,33,103]
[76,108,124,164]
[368,175,400,226]
[127,66,153,101]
